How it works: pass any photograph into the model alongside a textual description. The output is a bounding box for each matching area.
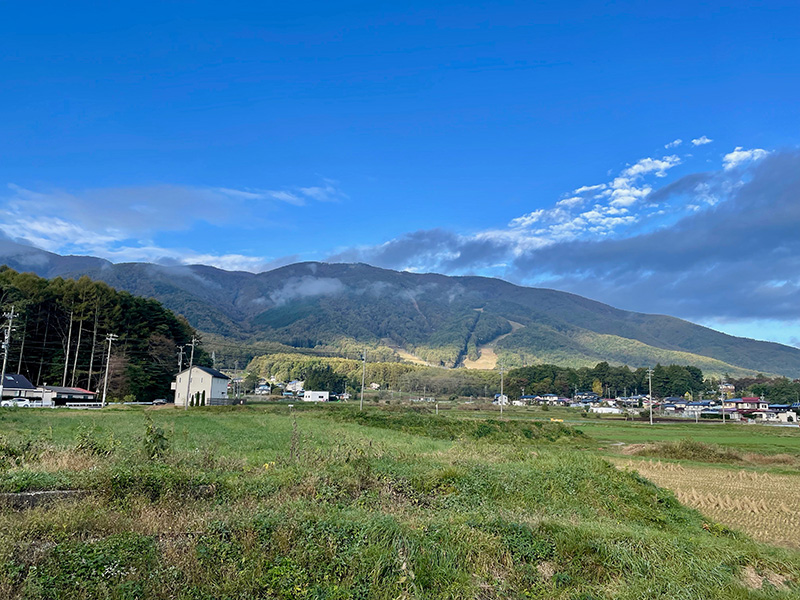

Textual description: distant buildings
[0,373,98,407]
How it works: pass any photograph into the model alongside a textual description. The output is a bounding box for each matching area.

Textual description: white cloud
[298,179,347,202]
[182,253,271,272]
[723,146,769,170]
[665,139,682,148]
[691,136,713,146]
[621,155,681,178]
[269,276,346,306]
[573,184,606,195]
[556,196,584,208]
[505,153,683,246]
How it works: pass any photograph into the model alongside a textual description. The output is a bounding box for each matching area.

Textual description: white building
[174,366,231,407]
[303,391,329,402]
[286,380,305,393]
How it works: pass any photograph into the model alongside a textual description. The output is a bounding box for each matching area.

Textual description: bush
[74,425,118,457]
[142,415,170,461]
[633,440,743,463]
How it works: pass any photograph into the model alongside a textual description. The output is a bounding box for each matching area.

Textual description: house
[719,383,736,398]
[685,400,713,417]
[303,391,329,402]
[663,397,687,410]
[42,386,97,406]
[590,406,623,414]
[254,385,271,395]
[285,380,304,393]
[618,396,644,407]
[724,397,769,412]
[0,373,38,400]
[750,410,779,422]
[493,394,509,405]
[174,366,231,407]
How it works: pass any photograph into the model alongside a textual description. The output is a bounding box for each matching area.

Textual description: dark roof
[45,386,96,395]
[2,374,35,390]
[182,366,230,380]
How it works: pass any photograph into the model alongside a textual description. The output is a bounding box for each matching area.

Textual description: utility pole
[360,348,366,411]
[0,306,18,402]
[184,337,196,410]
[720,385,725,425]
[101,333,118,408]
[62,309,74,387]
[647,367,654,426]
[500,362,504,417]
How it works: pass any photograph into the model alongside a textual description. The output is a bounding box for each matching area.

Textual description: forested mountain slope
[1,240,799,377]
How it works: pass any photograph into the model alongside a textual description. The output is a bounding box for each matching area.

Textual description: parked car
[1,398,31,408]
[153,399,167,405]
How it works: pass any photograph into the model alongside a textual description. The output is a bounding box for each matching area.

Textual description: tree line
[0,267,207,401]
[247,352,733,399]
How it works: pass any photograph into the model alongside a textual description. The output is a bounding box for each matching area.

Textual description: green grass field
[0,402,799,599]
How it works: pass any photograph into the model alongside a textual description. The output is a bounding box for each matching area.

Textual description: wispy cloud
[691,135,713,146]
[0,180,344,271]
[665,139,682,149]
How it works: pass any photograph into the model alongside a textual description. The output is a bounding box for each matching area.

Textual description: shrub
[74,425,118,457]
[142,415,170,461]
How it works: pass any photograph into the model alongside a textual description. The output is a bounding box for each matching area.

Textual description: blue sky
[2,1,800,347]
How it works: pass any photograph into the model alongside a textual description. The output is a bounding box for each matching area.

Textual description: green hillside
[1,249,799,377]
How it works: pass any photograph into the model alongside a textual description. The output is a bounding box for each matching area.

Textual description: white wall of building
[303,391,329,402]
[174,367,229,406]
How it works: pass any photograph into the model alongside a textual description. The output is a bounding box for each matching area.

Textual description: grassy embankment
[0,403,798,599]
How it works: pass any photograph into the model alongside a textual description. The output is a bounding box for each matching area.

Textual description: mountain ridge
[0,239,799,377]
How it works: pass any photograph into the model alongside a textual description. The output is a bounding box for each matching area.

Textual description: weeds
[74,424,118,457]
[0,406,799,599]
[142,415,170,461]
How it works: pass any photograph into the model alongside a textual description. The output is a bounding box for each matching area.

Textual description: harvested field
[615,458,800,548]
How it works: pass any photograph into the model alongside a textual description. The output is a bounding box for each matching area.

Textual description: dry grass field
[614,458,800,549]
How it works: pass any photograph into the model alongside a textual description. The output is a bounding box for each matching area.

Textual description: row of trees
[725,374,800,404]
[247,352,727,400]
[504,362,705,399]
[0,267,207,401]
[247,352,499,396]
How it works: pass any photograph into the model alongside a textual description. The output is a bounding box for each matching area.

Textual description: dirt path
[463,320,525,370]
